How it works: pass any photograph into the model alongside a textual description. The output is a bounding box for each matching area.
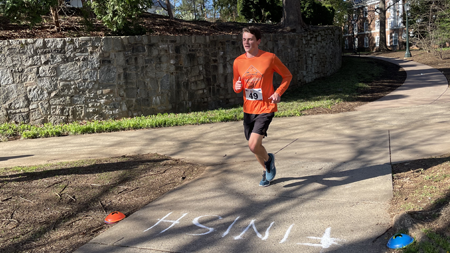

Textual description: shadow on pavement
[0,155,34,162]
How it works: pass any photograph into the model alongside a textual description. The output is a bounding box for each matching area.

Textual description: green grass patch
[401,230,450,253]
[8,166,40,173]
[0,57,383,140]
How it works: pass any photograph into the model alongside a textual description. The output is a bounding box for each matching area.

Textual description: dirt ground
[0,154,206,253]
[1,11,450,253]
[374,50,450,251]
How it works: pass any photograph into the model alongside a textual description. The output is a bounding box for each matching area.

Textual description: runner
[233,26,292,187]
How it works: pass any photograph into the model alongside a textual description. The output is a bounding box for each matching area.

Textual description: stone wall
[0,27,342,125]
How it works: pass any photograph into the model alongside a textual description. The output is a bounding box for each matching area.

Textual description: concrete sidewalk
[357,55,449,110]
[1,56,449,253]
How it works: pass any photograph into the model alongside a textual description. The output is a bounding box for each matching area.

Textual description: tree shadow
[0,155,34,162]
[281,56,406,104]
[273,163,390,189]
[0,156,178,253]
[0,157,170,183]
[390,154,450,244]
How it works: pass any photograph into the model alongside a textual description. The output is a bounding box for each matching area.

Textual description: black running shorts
[243,112,275,141]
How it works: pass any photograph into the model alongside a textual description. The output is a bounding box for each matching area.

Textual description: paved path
[356,56,449,110]
[1,56,449,253]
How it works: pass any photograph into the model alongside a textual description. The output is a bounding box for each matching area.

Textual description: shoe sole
[259,181,270,187]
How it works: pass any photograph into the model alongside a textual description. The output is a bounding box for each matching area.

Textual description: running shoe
[259,171,270,187]
[265,153,276,181]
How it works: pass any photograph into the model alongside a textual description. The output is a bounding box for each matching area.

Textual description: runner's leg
[248,132,269,170]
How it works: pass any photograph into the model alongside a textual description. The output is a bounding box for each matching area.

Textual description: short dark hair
[242,26,262,41]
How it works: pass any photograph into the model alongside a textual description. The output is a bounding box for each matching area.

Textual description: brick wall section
[0,27,342,125]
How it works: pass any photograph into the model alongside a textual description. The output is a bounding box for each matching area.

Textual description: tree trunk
[282,0,308,31]
[50,1,61,31]
[202,0,206,19]
[379,0,389,51]
[165,0,173,19]
[193,0,197,19]
[213,0,216,21]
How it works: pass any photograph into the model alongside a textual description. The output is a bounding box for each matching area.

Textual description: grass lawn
[0,56,385,141]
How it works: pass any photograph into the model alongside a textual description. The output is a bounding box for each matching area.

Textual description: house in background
[343,0,407,52]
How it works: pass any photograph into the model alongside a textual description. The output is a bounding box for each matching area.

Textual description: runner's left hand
[269,92,280,103]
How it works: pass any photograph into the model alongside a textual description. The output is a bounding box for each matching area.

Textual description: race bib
[245,88,263,101]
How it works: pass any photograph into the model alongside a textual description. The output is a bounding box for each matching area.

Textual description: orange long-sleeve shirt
[233,50,292,114]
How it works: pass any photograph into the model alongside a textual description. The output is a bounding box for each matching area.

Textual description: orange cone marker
[104,211,126,224]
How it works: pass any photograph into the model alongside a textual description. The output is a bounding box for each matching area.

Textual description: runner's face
[242,32,260,55]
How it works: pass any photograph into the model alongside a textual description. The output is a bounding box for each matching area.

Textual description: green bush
[0,0,57,28]
[88,0,153,35]
[238,0,282,23]
[301,0,335,26]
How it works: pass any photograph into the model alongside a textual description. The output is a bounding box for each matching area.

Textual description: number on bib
[245,88,263,101]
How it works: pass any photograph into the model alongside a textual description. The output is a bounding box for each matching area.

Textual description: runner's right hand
[235,77,242,90]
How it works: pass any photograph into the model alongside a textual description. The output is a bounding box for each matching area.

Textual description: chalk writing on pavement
[143,212,344,250]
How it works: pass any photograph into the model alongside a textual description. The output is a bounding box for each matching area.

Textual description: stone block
[103,89,114,94]
[37,101,50,114]
[30,108,45,122]
[190,80,206,90]
[148,78,159,91]
[142,35,149,44]
[70,105,85,120]
[6,95,29,109]
[136,98,151,107]
[125,87,137,98]
[151,47,159,57]
[87,54,100,69]
[22,55,41,67]
[40,54,65,65]
[102,37,113,52]
[48,115,67,124]
[9,111,29,124]
[99,65,117,83]
[149,36,160,44]
[18,67,39,83]
[77,80,95,91]
[152,96,162,106]
[0,107,7,124]
[120,36,129,45]
[51,105,70,116]
[160,54,170,64]
[0,69,14,85]
[50,96,71,105]
[83,70,98,81]
[195,36,206,44]
[101,59,112,65]
[0,84,26,105]
[132,45,146,54]
[27,86,48,102]
[45,38,65,49]
[72,95,85,105]
[114,52,126,65]
[39,65,57,77]
[124,71,138,82]
[161,74,173,91]
[125,56,139,65]
[0,40,9,49]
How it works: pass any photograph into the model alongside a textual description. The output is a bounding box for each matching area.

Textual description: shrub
[0,0,57,28]
[88,0,153,35]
